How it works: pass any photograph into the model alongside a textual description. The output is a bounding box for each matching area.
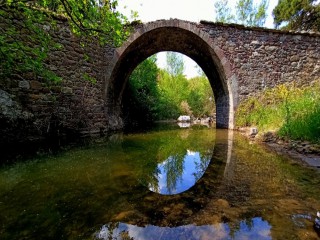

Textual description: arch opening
[105,22,235,130]
[122,51,216,129]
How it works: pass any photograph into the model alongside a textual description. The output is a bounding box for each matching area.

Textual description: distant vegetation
[236,81,320,143]
[273,0,320,32]
[214,0,319,31]
[123,53,215,128]
[214,0,269,27]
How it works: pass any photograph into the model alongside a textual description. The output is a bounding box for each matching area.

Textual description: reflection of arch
[111,129,234,227]
[105,20,238,129]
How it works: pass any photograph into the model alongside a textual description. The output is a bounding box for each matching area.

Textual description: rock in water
[314,212,320,235]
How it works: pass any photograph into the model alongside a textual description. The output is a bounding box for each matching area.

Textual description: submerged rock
[315,211,320,235]
[249,127,258,136]
[261,131,276,141]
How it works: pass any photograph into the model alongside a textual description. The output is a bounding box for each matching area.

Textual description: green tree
[214,0,269,27]
[125,52,216,123]
[236,0,269,27]
[0,0,129,82]
[187,76,215,118]
[166,51,184,77]
[156,69,182,120]
[214,0,235,23]
[180,100,193,116]
[273,0,320,31]
[123,55,160,127]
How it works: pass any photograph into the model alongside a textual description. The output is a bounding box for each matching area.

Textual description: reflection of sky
[149,150,208,194]
[95,217,272,240]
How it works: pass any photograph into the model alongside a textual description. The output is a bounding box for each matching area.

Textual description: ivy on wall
[0,0,130,83]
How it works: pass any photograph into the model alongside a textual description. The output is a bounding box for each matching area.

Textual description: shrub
[236,81,320,143]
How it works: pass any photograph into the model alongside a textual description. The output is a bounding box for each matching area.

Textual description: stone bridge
[1,19,319,144]
[106,19,319,129]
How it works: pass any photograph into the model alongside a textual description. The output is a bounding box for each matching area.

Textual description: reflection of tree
[96,222,119,240]
[193,153,211,182]
[138,160,161,193]
[96,223,134,240]
[148,167,161,193]
[131,127,216,194]
[228,217,265,239]
[163,154,185,194]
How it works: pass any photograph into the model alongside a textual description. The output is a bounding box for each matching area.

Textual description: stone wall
[0,14,112,147]
[199,21,320,100]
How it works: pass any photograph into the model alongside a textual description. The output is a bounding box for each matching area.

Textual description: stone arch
[105,19,238,129]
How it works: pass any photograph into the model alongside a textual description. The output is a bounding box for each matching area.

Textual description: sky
[117,0,279,78]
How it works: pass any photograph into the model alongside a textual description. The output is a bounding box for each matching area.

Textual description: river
[0,124,319,239]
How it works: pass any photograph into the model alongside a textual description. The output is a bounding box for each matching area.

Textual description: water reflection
[136,126,216,195]
[177,122,190,128]
[1,126,320,239]
[95,217,271,240]
[149,150,211,194]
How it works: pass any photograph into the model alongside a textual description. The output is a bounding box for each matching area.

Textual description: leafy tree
[273,0,320,31]
[156,69,182,119]
[214,0,269,27]
[123,55,160,127]
[124,52,216,124]
[166,51,184,77]
[214,0,235,23]
[0,0,129,82]
[187,76,215,117]
[236,0,269,27]
[180,100,193,116]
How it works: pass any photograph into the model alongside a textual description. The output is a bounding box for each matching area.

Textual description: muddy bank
[237,127,320,170]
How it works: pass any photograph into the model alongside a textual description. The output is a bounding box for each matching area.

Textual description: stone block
[290,55,300,62]
[50,86,61,93]
[19,80,30,89]
[29,94,42,101]
[249,127,258,136]
[61,87,73,94]
[30,81,42,90]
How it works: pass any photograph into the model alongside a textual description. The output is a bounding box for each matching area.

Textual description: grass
[235,80,320,143]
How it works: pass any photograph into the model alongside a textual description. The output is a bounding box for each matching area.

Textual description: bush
[236,81,320,143]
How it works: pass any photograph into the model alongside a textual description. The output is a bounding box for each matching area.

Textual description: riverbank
[238,127,320,170]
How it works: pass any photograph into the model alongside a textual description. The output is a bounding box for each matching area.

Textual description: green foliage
[236,0,268,27]
[83,73,96,84]
[157,52,215,119]
[187,76,215,117]
[273,0,320,31]
[214,0,269,27]
[124,53,216,125]
[123,55,160,127]
[214,0,234,23]
[0,0,129,83]
[166,52,184,77]
[156,69,181,119]
[156,66,215,119]
[236,81,320,143]
[0,5,61,82]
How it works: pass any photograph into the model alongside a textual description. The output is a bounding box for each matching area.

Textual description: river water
[0,124,319,239]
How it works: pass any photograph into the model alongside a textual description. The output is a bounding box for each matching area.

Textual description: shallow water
[0,125,320,239]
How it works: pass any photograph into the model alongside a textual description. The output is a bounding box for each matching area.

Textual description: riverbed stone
[215,199,230,208]
[249,127,258,136]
